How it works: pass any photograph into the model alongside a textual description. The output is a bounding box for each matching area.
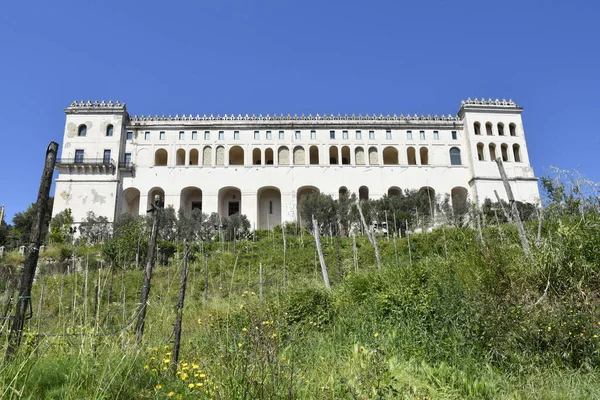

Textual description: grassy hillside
[1,216,600,399]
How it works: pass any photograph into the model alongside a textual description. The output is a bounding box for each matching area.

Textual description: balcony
[118,161,135,172]
[55,158,115,174]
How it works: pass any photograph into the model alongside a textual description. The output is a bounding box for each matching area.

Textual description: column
[241,191,258,229]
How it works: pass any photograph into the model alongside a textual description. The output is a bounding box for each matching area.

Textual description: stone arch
[252,148,262,165]
[419,186,436,216]
[489,143,497,161]
[176,149,186,166]
[329,146,339,164]
[218,186,242,217]
[278,146,290,165]
[355,146,365,165]
[136,148,150,167]
[451,186,469,217]
[341,146,350,165]
[155,149,168,166]
[189,149,199,165]
[486,122,493,136]
[368,147,378,165]
[122,187,140,216]
[147,187,165,212]
[229,145,244,165]
[296,186,320,224]
[265,148,274,165]
[180,186,203,212]
[359,186,369,201]
[407,147,417,165]
[216,146,225,165]
[339,186,348,197]
[388,186,402,197]
[419,147,429,165]
[382,146,399,165]
[513,144,521,162]
[203,146,212,166]
[477,143,485,161]
[309,145,319,165]
[501,143,509,162]
[293,146,305,165]
[257,186,282,229]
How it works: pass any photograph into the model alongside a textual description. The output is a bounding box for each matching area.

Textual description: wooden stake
[204,254,209,300]
[495,158,529,253]
[352,233,358,272]
[259,262,263,300]
[494,190,512,222]
[406,220,412,265]
[171,240,189,371]
[312,215,330,289]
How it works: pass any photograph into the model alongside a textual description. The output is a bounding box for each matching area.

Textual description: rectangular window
[191,201,202,211]
[330,130,335,139]
[179,131,185,140]
[159,131,165,140]
[269,201,273,214]
[219,131,224,140]
[266,130,272,140]
[407,130,413,140]
[386,130,392,140]
[310,130,316,140]
[356,130,362,140]
[295,131,301,140]
[103,150,111,164]
[279,131,284,140]
[74,149,84,164]
[145,131,150,140]
[124,152,132,166]
[228,201,240,216]
[369,130,375,140]
[192,131,198,140]
[254,131,260,140]
[126,131,133,140]
[204,131,210,140]
[106,126,113,137]
[234,131,240,140]
[452,131,457,140]
[433,131,439,140]
[342,130,348,140]
[420,131,425,140]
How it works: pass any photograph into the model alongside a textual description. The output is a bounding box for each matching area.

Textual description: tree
[11,198,54,246]
[103,215,147,268]
[299,193,337,233]
[48,208,73,244]
[79,211,111,244]
[224,213,251,241]
[177,208,208,241]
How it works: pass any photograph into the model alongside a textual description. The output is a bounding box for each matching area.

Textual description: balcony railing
[119,161,135,171]
[56,158,115,167]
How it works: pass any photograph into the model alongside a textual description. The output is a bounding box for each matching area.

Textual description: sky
[0,0,599,222]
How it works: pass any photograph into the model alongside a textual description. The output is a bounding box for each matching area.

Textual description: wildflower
[164,345,169,349]
[188,383,195,389]
[155,384,162,389]
[272,333,278,339]
[374,332,379,338]
[196,383,203,387]
[242,327,248,332]
[167,392,175,397]
[547,326,552,331]
[251,292,256,296]
[153,346,158,351]
[238,343,243,349]
[197,319,202,324]
[240,304,244,309]
[594,334,598,338]
[199,373,206,379]
[163,366,168,371]
[281,356,286,361]
[166,352,172,356]
[144,365,149,370]
[163,358,170,364]
[192,364,200,369]
[181,373,188,381]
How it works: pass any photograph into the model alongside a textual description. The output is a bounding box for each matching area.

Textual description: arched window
[78,124,87,137]
[509,123,517,136]
[106,124,113,137]
[419,147,429,165]
[382,146,399,165]
[176,149,186,166]
[278,146,289,165]
[216,146,225,165]
[203,146,212,165]
[329,146,338,164]
[354,147,365,165]
[154,149,168,166]
[368,147,379,165]
[513,144,521,162]
[309,146,319,165]
[265,148,274,165]
[359,186,369,201]
[293,146,305,165]
[189,149,199,165]
[253,148,262,165]
[388,186,402,197]
[497,123,505,136]
[501,144,509,162]
[486,122,493,136]
[449,147,461,165]
[474,122,481,135]
[341,146,350,165]
[477,143,485,161]
[489,143,497,161]
[407,147,417,165]
[229,146,244,165]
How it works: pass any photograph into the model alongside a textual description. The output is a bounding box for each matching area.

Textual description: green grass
[1,217,600,399]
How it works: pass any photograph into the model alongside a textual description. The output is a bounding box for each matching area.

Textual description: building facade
[53,98,540,229]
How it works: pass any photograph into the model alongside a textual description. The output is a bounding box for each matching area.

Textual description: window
[356,130,361,140]
[386,130,392,140]
[228,201,240,216]
[450,147,461,165]
[509,123,517,136]
[74,149,84,164]
[192,131,198,140]
[219,131,224,140]
[369,130,375,140]
[126,131,133,140]
[498,123,505,136]
[145,131,150,140]
[343,130,348,140]
[191,201,202,211]
[310,130,316,140]
[234,131,240,140]
[330,130,335,139]
[407,130,412,140]
[266,130,272,140]
[103,150,111,164]
[419,131,425,140]
[254,131,260,140]
[269,201,273,214]
[295,131,301,140]
[513,144,521,162]
[124,152,132,166]
[451,131,457,140]
[106,125,113,137]
[179,131,185,140]
[474,122,481,135]
[486,122,493,136]
[279,131,284,140]
[78,125,87,137]
[433,131,439,140]
[159,131,165,140]
[204,131,210,140]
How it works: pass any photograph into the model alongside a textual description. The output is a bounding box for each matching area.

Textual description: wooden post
[385,210,390,242]
[406,220,412,265]
[259,262,263,300]
[356,201,374,245]
[6,141,58,361]
[335,234,342,280]
[36,274,45,335]
[204,254,209,300]
[282,223,287,288]
[311,215,331,289]
[352,233,358,272]
[356,201,381,271]
[171,240,189,371]
[135,194,161,344]
[494,190,512,222]
[495,158,529,253]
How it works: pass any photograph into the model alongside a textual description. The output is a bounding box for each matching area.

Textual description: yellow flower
[594,334,598,338]
[547,326,552,331]
[199,373,206,379]
[237,343,243,349]
[281,356,286,361]
[374,332,379,338]
[162,366,167,371]
[242,327,248,332]
[153,346,158,351]
[192,364,200,369]
[163,358,170,363]
[144,365,149,370]
[196,383,203,387]
[239,304,244,309]
[197,318,202,324]
[166,352,172,356]
[167,392,174,397]
[155,384,162,389]
[272,333,278,338]
[181,373,188,380]
[188,383,195,389]
[164,345,169,349]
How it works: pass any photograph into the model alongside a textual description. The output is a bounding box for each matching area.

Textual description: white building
[52,98,540,229]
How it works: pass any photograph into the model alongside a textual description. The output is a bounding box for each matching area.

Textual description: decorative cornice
[460,98,518,108]
[65,100,127,114]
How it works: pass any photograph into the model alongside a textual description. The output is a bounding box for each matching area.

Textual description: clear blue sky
[1,0,599,222]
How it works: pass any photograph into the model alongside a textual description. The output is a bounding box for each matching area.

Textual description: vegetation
[1,170,599,399]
